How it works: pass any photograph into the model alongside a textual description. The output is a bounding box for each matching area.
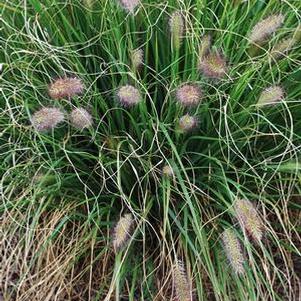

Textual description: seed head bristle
[234,199,263,242]
[119,0,140,13]
[48,77,84,100]
[131,48,143,71]
[257,85,284,106]
[222,229,245,275]
[162,165,174,177]
[198,35,211,59]
[169,11,184,51]
[179,114,198,132]
[113,213,134,252]
[198,51,227,79]
[173,260,192,301]
[292,24,301,42]
[31,107,64,132]
[117,85,142,107]
[249,14,284,43]
[176,84,202,107]
[70,107,93,130]
[271,37,295,59]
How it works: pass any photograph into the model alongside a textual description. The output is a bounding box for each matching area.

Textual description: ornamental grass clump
[70,107,93,130]
[234,199,264,243]
[222,229,245,275]
[1,1,300,300]
[117,85,142,107]
[249,14,284,44]
[257,85,284,106]
[112,213,134,252]
[48,77,84,100]
[31,107,64,132]
[169,11,184,51]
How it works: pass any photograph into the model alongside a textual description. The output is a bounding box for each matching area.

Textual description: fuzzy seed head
[113,213,134,252]
[176,84,202,107]
[234,199,263,242]
[249,14,284,43]
[119,0,140,13]
[48,77,84,100]
[162,165,174,177]
[179,114,198,132]
[199,52,227,79]
[117,85,142,107]
[70,107,93,130]
[131,48,143,70]
[198,35,211,59]
[222,229,245,275]
[169,11,184,50]
[271,37,295,59]
[258,85,284,106]
[173,260,192,301]
[31,107,64,132]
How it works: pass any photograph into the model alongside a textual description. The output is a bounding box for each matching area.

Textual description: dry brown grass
[0,202,112,301]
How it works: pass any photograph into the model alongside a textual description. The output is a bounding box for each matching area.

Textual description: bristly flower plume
[70,107,93,130]
[48,77,84,100]
[270,37,296,60]
[119,0,140,13]
[162,165,174,177]
[222,229,245,275]
[169,11,184,51]
[172,260,192,301]
[113,213,134,252]
[234,199,263,243]
[131,48,143,71]
[31,107,64,132]
[249,14,284,43]
[176,84,202,107]
[198,51,228,79]
[257,85,284,106]
[179,114,198,132]
[117,85,142,107]
[198,35,211,60]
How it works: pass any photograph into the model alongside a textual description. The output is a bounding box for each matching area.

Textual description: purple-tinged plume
[176,84,202,107]
[119,0,140,13]
[48,77,84,100]
[249,14,284,43]
[198,51,228,79]
[31,107,64,132]
[70,107,93,129]
[117,85,142,107]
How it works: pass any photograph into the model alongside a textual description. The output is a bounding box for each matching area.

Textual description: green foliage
[1,0,301,300]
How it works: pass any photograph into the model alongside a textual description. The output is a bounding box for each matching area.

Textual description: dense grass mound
[1,1,301,300]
